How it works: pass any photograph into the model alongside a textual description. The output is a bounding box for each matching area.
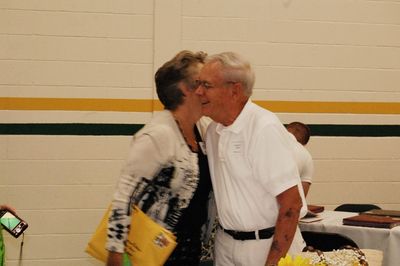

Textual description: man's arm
[265,185,302,266]
[301,181,311,197]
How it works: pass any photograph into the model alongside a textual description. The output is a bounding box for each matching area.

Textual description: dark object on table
[363,209,400,218]
[308,204,325,213]
[334,204,381,213]
[301,231,358,251]
[343,214,400,229]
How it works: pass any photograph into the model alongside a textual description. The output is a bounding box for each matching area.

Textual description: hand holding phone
[0,210,28,238]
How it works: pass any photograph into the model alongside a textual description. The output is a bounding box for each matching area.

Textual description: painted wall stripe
[1,97,400,114]
[0,97,164,112]
[309,124,400,137]
[0,123,144,136]
[253,101,400,114]
[1,123,399,136]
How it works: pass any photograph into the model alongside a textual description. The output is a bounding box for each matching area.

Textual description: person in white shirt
[286,122,314,197]
[195,52,307,266]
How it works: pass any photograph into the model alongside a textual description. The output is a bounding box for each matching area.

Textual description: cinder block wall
[1,0,399,265]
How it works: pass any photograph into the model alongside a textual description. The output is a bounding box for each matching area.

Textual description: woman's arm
[106,251,123,266]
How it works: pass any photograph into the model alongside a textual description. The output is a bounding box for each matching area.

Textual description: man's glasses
[196,80,238,90]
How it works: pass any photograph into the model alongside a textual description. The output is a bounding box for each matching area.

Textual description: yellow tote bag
[86,205,177,266]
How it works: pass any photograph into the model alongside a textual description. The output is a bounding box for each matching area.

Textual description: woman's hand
[106,251,123,266]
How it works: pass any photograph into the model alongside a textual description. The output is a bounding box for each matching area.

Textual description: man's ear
[231,82,243,99]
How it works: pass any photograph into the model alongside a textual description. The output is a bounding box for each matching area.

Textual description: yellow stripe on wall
[1,97,399,114]
[253,100,400,115]
[0,97,164,112]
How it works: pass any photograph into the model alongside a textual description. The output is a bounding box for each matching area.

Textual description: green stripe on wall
[309,125,400,137]
[0,124,399,137]
[0,124,144,136]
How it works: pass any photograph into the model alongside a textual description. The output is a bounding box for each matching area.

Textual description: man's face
[195,62,232,123]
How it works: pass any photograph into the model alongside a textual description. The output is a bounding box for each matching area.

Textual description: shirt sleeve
[300,149,314,184]
[252,124,300,197]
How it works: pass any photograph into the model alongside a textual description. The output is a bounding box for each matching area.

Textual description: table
[299,210,400,266]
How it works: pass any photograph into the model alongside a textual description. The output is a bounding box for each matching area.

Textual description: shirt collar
[216,99,253,134]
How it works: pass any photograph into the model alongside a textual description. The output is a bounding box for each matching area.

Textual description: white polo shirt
[288,133,314,184]
[206,100,306,231]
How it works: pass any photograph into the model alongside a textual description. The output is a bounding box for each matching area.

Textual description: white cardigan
[107,110,214,253]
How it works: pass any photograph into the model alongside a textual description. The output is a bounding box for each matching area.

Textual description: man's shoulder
[292,140,313,168]
[247,102,282,128]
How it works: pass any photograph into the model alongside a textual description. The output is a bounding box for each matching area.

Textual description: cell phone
[0,210,28,238]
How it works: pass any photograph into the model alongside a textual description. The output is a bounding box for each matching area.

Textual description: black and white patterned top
[106,111,213,253]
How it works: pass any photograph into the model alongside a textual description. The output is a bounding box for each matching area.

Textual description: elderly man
[195,52,306,266]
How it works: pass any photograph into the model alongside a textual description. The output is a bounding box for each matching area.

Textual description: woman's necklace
[174,118,198,152]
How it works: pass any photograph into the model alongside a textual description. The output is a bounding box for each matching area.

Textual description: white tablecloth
[299,210,400,266]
